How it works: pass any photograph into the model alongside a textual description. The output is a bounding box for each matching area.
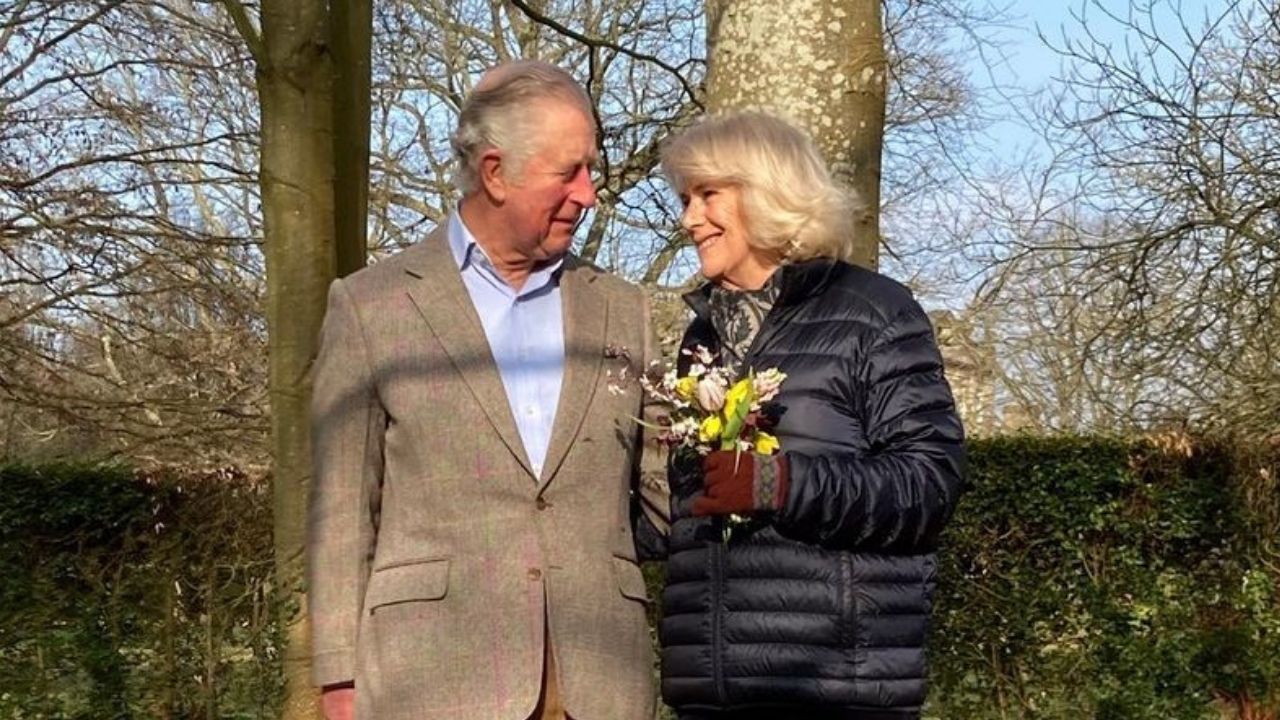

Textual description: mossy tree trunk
[219,0,371,717]
[705,0,886,269]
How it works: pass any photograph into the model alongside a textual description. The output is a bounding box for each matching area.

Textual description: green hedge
[2,438,1277,719]
[926,437,1279,719]
[0,463,279,719]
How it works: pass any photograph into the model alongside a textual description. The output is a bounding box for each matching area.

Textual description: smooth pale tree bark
[221,0,370,717]
[705,0,886,270]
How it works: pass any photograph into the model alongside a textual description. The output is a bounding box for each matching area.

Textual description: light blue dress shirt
[448,212,565,479]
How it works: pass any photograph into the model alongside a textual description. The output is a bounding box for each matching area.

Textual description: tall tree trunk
[223,0,372,716]
[257,2,334,716]
[705,0,885,270]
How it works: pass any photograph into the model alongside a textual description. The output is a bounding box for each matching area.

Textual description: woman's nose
[680,200,702,230]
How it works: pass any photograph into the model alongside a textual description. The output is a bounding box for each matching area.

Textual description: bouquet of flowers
[640,346,787,539]
[641,345,786,455]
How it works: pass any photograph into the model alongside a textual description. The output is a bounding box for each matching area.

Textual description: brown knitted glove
[692,450,789,517]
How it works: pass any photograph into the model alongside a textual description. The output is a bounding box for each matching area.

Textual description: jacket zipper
[710,540,728,705]
[689,275,813,706]
[840,552,856,650]
[711,298,792,707]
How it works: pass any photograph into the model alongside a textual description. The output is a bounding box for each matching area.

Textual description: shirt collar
[448,209,567,297]
[447,210,482,271]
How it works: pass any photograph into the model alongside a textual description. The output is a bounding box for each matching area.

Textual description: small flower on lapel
[604,344,633,395]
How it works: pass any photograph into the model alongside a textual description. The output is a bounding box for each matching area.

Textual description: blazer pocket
[365,558,450,613]
[611,555,650,604]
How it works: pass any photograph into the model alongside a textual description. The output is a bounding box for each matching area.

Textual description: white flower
[665,416,701,447]
[674,417,700,434]
[661,368,680,393]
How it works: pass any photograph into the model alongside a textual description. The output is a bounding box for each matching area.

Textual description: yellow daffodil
[723,378,754,419]
[754,432,780,455]
[698,414,724,443]
[675,376,698,401]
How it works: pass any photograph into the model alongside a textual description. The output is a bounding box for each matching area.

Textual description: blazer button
[527,568,542,581]
[535,497,550,511]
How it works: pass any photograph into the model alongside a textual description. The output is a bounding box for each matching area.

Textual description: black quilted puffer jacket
[658,258,966,718]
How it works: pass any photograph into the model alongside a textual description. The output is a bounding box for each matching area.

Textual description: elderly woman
[655,111,965,720]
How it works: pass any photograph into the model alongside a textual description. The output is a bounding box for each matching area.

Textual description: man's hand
[321,683,355,720]
[692,450,789,517]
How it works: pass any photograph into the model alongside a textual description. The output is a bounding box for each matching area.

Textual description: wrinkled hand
[321,684,355,720]
[692,450,789,517]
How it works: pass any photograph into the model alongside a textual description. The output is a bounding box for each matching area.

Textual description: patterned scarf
[706,272,782,373]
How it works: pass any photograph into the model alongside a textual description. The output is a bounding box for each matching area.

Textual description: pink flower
[695,376,727,412]
[752,368,787,404]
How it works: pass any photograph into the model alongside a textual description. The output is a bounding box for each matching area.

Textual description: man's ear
[479,148,507,203]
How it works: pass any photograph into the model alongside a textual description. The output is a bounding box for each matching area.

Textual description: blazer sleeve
[306,278,386,687]
[774,300,966,553]
[632,291,671,561]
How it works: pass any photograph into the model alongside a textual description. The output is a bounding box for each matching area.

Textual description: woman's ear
[479,148,506,203]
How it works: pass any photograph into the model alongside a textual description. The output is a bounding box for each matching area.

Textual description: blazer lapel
[539,258,608,487]
[403,227,536,480]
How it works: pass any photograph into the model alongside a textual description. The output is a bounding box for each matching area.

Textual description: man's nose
[571,166,597,209]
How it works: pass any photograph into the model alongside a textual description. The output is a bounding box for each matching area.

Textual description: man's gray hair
[451,60,594,195]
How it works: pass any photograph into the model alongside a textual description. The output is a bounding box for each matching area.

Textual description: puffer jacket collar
[682,257,842,321]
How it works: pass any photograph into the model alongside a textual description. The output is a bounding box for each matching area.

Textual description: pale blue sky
[968,0,1220,156]
[875,0,1229,306]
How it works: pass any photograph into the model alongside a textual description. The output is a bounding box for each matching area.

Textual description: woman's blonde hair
[660,111,857,262]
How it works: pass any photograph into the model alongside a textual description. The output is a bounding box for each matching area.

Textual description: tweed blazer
[306,224,665,720]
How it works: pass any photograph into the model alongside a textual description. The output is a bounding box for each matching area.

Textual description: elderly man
[307,60,666,720]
